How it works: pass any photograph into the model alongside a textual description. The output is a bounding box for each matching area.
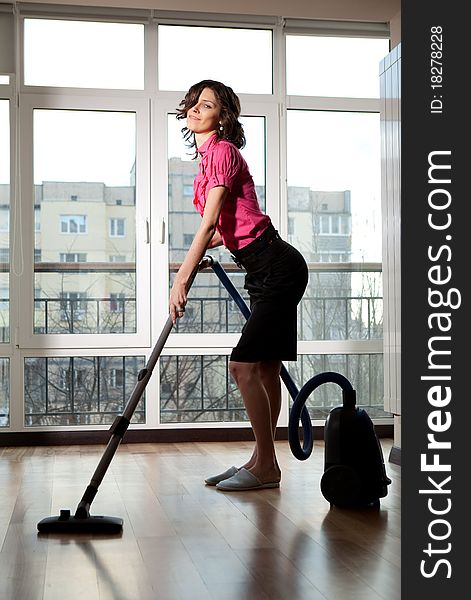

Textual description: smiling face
[186,87,221,139]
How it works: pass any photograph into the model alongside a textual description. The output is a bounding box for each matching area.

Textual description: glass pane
[287,110,383,341]
[0,99,9,343]
[286,36,389,98]
[167,114,266,334]
[0,358,9,426]
[0,76,10,85]
[160,355,247,423]
[287,354,390,419]
[159,25,272,93]
[24,355,145,426]
[33,109,137,334]
[24,19,144,89]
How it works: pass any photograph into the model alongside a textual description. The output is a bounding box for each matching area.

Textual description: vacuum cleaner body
[321,399,392,508]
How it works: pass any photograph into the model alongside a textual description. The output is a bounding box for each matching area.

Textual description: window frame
[18,93,151,351]
[0,7,392,432]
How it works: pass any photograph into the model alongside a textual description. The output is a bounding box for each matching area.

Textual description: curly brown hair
[176,80,246,158]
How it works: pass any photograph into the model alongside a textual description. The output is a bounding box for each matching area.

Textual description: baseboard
[0,424,393,447]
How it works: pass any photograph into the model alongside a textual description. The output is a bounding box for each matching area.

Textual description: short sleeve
[207,142,242,192]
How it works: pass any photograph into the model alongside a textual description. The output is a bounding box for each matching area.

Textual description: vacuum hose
[288,371,355,460]
[209,258,314,460]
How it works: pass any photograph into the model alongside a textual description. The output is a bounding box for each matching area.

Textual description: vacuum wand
[37,258,210,534]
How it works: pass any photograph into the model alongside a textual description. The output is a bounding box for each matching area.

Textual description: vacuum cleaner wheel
[320,464,362,507]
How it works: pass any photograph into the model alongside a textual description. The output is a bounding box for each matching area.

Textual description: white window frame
[153,96,280,359]
[109,217,126,238]
[60,214,87,234]
[60,252,87,263]
[18,94,151,351]
[1,7,391,433]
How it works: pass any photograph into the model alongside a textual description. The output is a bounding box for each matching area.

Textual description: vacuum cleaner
[289,371,392,507]
[37,257,390,534]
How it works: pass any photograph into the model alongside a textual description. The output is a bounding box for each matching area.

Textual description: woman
[170,80,308,491]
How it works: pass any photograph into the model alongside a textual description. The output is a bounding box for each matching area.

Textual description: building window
[319,215,330,234]
[110,292,125,313]
[288,217,295,235]
[59,292,87,321]
[183,185,193,196]
[70,194,78,201]
[109,255,126,263]
[183,233,193,247]
[109,368,124,388]
[60,253,87,262]
[34,205,41,232]
[0,207,9,232]
[60,215,87,234]
[109,218,125,237]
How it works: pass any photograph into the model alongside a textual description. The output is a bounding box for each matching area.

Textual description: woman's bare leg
[229,360,282,483]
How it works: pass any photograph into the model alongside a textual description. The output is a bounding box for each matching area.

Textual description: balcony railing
[3,261,383,336]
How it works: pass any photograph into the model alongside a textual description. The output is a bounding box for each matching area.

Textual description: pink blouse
[193,133,271,251]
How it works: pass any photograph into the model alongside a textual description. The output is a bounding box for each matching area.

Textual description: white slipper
[216,468,280,491]
[204,465,239,486]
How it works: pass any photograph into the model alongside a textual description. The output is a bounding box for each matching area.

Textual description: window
[160,355,248,423]
[158,25,273,93]
[0,206,9,232]
[0,99,9,344]
[24,355,145,426]
[8,12,389,430]
[288,217,295,235]
[0,358,8,426]
[183,234,193,247]
[34,205,41,232]
[59,292,87,321]
[110,218,125,237]
[284,31,387,421]
[33,108,137,336]
[109,368,124,388]
[286,35,389,97]
[60,215,87,234]
[24,19,144,89]
[167,113,266,335]
[110,293,125,313]
[287,111,382,262]
[60,253,87,263]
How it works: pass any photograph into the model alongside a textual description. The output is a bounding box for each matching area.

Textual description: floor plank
[0,439,400,600]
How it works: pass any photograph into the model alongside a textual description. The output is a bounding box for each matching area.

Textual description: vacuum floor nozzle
[37,509,123,534]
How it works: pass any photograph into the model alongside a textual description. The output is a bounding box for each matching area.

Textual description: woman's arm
[207,229,223,249]
[169,186,228,324]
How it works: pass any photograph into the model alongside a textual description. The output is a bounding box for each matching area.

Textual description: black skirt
[229,231,308,363]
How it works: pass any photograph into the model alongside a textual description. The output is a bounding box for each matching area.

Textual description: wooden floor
[0,439,400,600]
